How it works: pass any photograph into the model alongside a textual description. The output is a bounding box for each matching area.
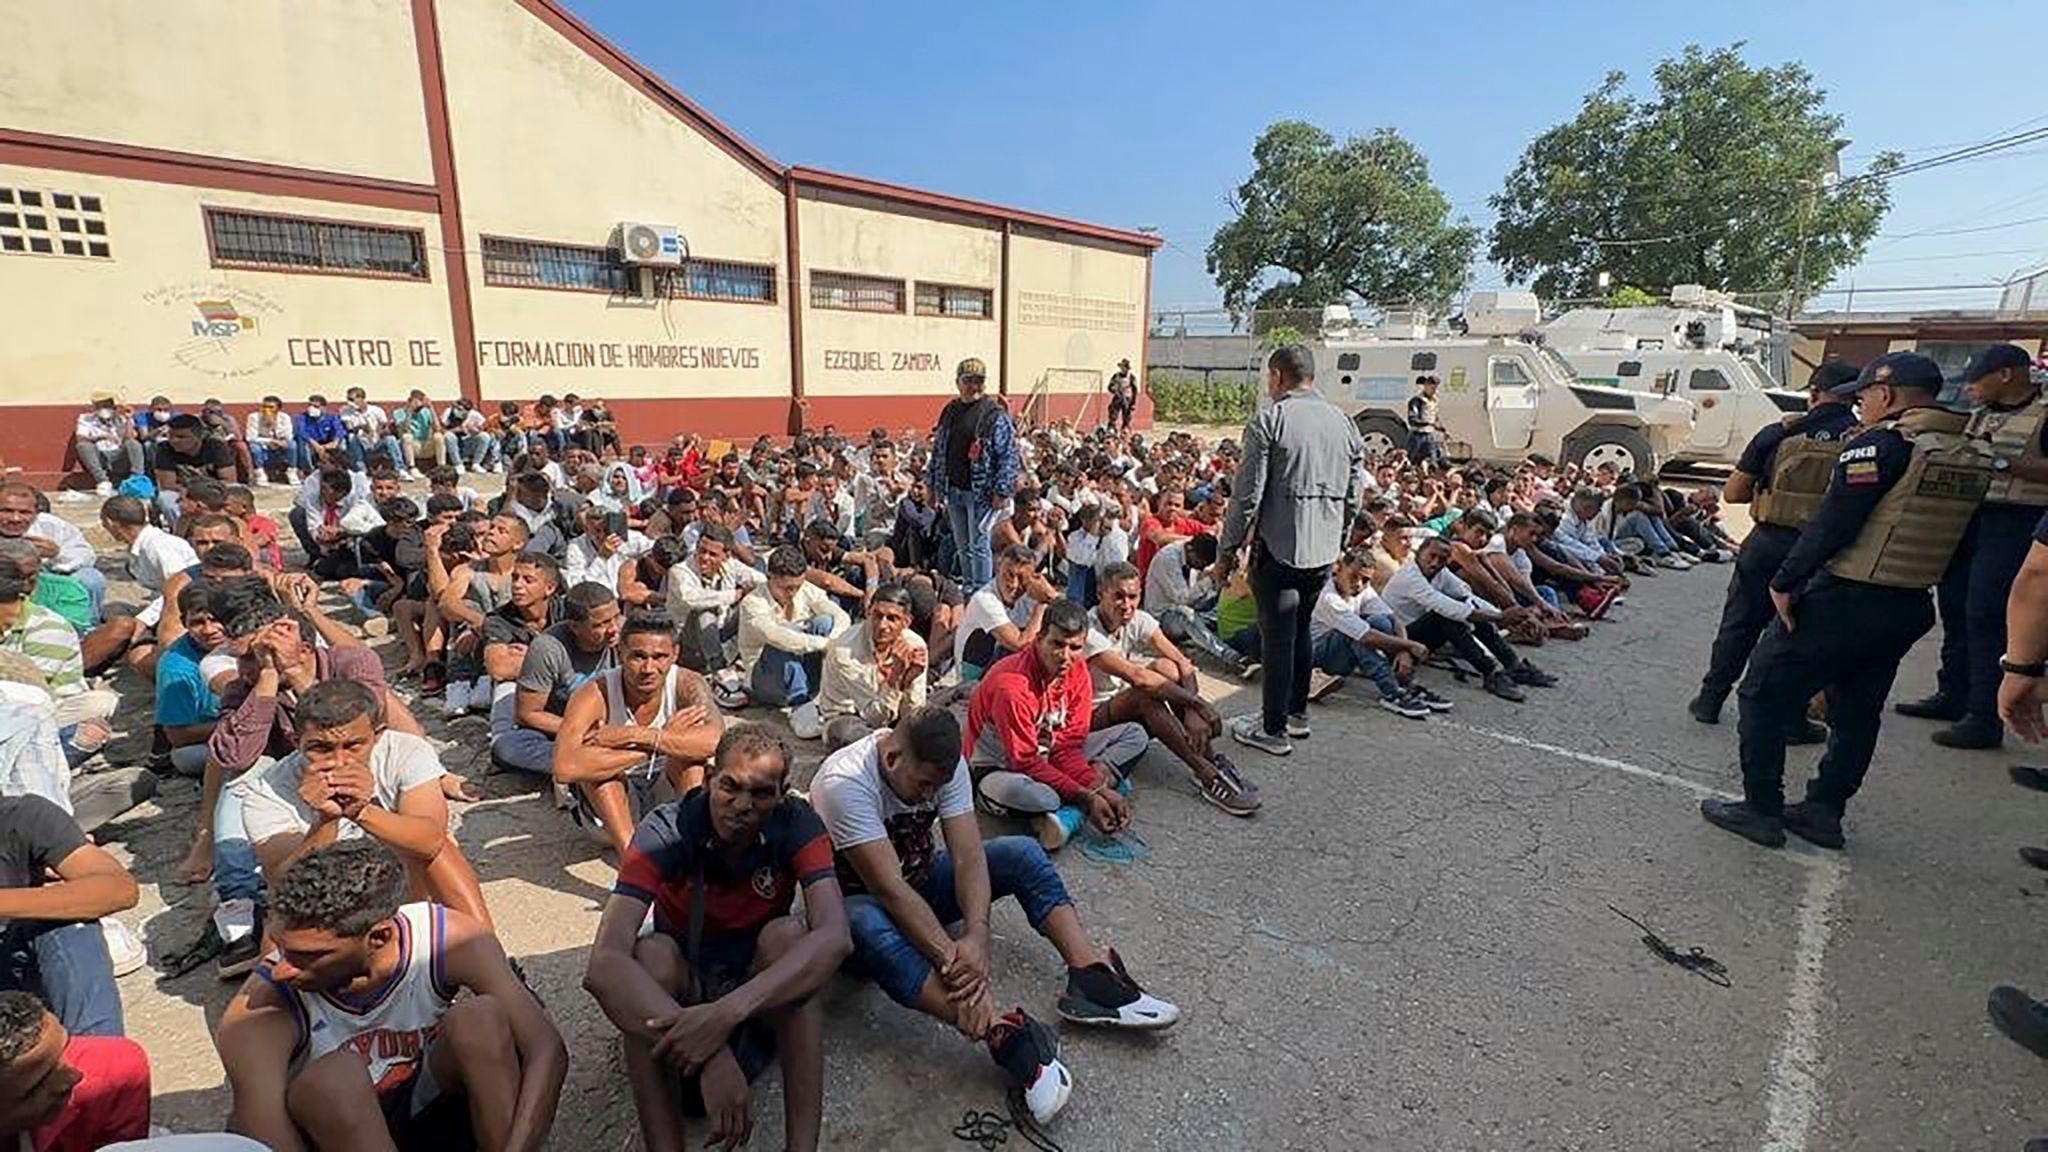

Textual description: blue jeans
[348,435,406,473]
[292,438,338,474]
[6,922,125,1036]
[749,615,833,707]
[248,440,293,478]
[1066,564,1097,608]
[1613,511,1670,557]
[1313,620,1405,700]
[945,488,1001,591]
[213,767,266,906]
[842,836,1071,1007]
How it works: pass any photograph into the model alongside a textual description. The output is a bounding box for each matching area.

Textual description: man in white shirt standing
[1383,537,1550,702]
[71,393,144,497]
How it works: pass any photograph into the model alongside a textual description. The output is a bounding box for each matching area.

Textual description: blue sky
[569,0,2048,316]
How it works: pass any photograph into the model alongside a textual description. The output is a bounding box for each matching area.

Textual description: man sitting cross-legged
[1310,549,1450,720]
[236,679,489,929]
[553,612,723,859]
[215,840,567,1152]
[810,706,1180,1126]
[966,598,1150,852]
[1085,562,1260,817]
[585,726,849,1152]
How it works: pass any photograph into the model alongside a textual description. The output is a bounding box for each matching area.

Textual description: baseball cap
[1838,351,1942,395]
[956,357,987,382]
[1962,343,2034,383]
[1808,360,1861,393]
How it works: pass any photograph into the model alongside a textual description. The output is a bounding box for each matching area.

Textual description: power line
[1876,211,2048,240]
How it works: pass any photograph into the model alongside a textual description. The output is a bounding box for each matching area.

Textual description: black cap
[1839,351,1943,395]
[1963,343,2034,383]
[1808,360,1862,393]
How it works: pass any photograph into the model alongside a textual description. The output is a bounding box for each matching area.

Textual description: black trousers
[1932,514,1979,703]
[1407,612,1518,676]
[1964,503,2045,720]
[1249,544,1329,735]
[1735,576,1935,816]
[1699,523,1797,696]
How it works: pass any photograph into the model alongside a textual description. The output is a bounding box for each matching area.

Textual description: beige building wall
[1005,227,1148,419]
[798,193,1001,397]
[0,163,457,407]
[0,0,431,184]
[436,0,790,401]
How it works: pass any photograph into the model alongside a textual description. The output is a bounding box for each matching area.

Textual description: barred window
[811,271,905,314]
[674,258,776,303]
[481,236,628,293]
[915,282,993,319]
[205,209,425,279]
[0,186,111,259]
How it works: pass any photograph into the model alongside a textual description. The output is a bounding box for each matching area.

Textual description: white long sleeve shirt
[738,582,851,672]
[23,514,95,575]
[1383,560,1502,627]
[665,557,765,623]
[562,531,651,592]
[1309,582,1397,647]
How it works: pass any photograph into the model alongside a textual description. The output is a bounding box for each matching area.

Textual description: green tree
[1605,285,1658,308]
[1208,121,1478,317]
[1488,44,1898,307]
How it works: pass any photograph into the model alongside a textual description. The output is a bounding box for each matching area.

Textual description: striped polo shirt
[2,600,85,696]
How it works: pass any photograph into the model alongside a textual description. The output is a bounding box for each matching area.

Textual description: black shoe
[2020,846,2048,871]
[2025,1138,2048,1152]
[1484,672,1526,702]
[1785,719,1828,746]
[1932,715,2004,750]
[1894,692,1965,721]
[1057,949,1182,1030]
[1700,799,1786,847]
[1782,801,1845,850]
[1510,662,1559,688]
[1989,986,2048,1060]
[2013,766,2048,793]
[216,927,262,981]
[1688,688,1727,725]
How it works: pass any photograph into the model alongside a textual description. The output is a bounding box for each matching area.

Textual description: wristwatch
[1994,457,2013,472]
[2000,654,2047,678]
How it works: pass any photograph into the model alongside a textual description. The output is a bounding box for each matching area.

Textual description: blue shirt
[295,411,344,445]
[155,634,219,728]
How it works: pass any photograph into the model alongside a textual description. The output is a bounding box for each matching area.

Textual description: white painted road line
[1449,722,1739,801]
[1760,859,1847,1152]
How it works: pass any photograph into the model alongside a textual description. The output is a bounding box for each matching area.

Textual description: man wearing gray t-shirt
[491,581,621,775]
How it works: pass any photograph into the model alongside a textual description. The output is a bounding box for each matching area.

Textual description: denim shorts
[841,836,1070,1006]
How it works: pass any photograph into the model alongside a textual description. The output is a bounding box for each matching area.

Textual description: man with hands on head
[584,726,849,1152]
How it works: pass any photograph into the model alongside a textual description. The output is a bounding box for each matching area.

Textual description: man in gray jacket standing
[1214,344,1365,755]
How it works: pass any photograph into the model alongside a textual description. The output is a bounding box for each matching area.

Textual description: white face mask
[305,406,324,419]
[96,406,114,420]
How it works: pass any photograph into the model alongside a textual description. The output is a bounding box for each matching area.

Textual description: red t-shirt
[32,1035,151,1152]
[1136,514,1208,583]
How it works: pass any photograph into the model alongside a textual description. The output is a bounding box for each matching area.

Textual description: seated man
[665,525,763,681]
[235,680,487,928]
[0,541,116,768]
[71,393,145,497]
[553,613,722,858]
[0,794,138,1038]
[954,544,1058,685]
[736,546,850,716]
[564,504,653,601]
[156,581,230,778]
[1480,512,1583,638]
[586,726,848,1152]
[816,582,928,751]
[287,467,374,577]
[0,483,103,625]
[1086,563,1260,817]
[481,550,562,754]
[812,707,1178,1126]
[798,518,882,618]
[89,496,199,678]
[0,991,151,1152]
[153,414,237,530]
[1310,549,1446,719]
[1383,537,1553,703]
[215,841,567,1152]
[1139,532,1257,678]
[965,599,1150,851]
[495,581,621,778]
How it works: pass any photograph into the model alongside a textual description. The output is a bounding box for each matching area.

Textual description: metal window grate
[205,208,425,279]
[0,185,111,259]
[915,282,993,319]
[481,236,629,293]
[671,257,777,303]
[811,270,905,313]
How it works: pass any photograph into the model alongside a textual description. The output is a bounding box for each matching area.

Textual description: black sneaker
[1782,801,1845,850]
[1894,692,1965,721]
[1688,688,1727,725]
[1510,662,1559,688]
[1700,799,1786,847]
[1932,715,2004,750]
[1058,949,1182,1030]
[1378,692,1431,720]
[217,927,263,981]
[2013,766,2048,794]
[986,1010,1072,1124]
[1785,719,1829,746]
[2021,846,2048,872]
[1484,672,1526,702]
[1409,685,1454,712]
[1990,986,2048,1060]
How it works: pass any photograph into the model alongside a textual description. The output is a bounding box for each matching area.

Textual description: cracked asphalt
[69,490,2048,1151]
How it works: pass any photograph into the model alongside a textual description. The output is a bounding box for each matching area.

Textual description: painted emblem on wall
[143,281,284,380]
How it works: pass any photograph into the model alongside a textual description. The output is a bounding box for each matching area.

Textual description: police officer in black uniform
[1921,344,2048,750]
[1702,352,1990,850]
[1688,360,1862,731]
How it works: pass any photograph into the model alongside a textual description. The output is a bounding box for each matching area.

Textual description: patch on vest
[1837,444,1879,462]
[1844,461,1880,485]
[1916,464,1992,500]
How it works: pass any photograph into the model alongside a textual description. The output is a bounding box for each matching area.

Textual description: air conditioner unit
[617,222,686,267]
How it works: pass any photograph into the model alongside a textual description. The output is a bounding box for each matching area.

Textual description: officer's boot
[1785,718,1828,746]
[1895,691,1966,721]
[1932,714,2004,750]
[1687,686,1727,725]
[1990,986,2048,1060]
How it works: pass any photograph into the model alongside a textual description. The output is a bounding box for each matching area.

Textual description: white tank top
[601,665,679,781]
[270,903,455,1094]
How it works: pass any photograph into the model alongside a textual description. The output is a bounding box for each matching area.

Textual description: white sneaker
[789,699,823,740]
[101,918,145,977]
[94,481,114,497]
[286,469,302,484]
